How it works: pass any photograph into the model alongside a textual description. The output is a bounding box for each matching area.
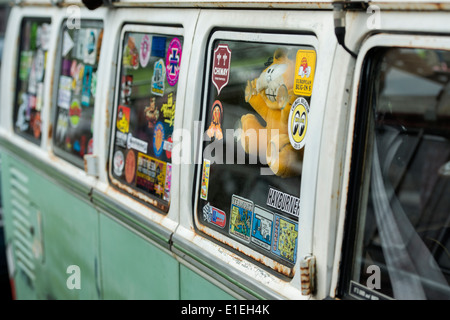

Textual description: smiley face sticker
[288,97,309,150]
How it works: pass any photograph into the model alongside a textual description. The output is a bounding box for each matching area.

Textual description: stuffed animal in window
[239,48,303,178]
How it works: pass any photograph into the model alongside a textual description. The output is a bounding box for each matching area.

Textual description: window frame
[192,30,319,277]
[107,23,185,213]
[339,34,450,300]
[51,18,104,169]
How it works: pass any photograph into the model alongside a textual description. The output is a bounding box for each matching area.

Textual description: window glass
[195,35,316,273]
[53,20,103,166]
[13,18,51,144]
[110,31,183,213]
[348,47,450,300]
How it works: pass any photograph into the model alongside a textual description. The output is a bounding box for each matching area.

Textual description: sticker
[144,97,160,130]
[57,75,72,109]
[19,51,33,81]
[153,122,165,157]
[34,49,45,82]
[161,93,175,127]
[139,34,151,68]
[39,23,51,51]
[251,206,274,251]
[84,29,98,65]
[123,36,139,69]
[164,163,172,201]
[127,133,148,154]
[56,110,69,143]
[62,59,72,76]
[117,105,130,133]
[200,159,210,200]
[91,71,97,97]
[71,62,84,95]
[16,93,29,131]
[113,150,125,176]
[151,59,165,96]
[166,37,182,86]
[125,150,136,184]
[288,97,309,150]
[349,281,392,300]
[212,44,231,96]
[80,135,87,157]
[75,29,86,61]
[151,36,166,58]
[36,83,44,111]
[62,30,74,57]
[65,136,72,150]
[87,138,94,155]
[69,99,81,128]
[164,136,173,159]
[81,65,93,107]
[121,75,133,105]
[202,203,226,228]
[229,195,254,242]
[30,112,41,139]
[206,100,223,140]
[294,49,316,97]
[28,59,37,95]
[272,214,298,264]
[266,187,300,218]
[136,153,167,197]
[115,130,127,148]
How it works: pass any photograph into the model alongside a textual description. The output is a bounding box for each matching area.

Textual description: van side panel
[0,151,100,299]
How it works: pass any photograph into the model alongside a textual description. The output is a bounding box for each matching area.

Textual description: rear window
[109,26,183,213]
[52,20,103,167]
[194,31,317,276]
[13,18,51,144]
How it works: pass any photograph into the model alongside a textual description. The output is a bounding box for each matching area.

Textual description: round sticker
[113,150,125,176]
[125,150,136,184]
[288,97,309,150]
[166,37,182,86]
[69,99,81,128]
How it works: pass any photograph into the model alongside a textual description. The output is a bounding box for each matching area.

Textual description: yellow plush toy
[240,48,303,178]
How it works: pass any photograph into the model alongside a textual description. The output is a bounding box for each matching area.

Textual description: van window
[52,20,103,167]
[345,47,450,300]
[195,32,316,273]
[13,18,51,144]
[109,30,183,213]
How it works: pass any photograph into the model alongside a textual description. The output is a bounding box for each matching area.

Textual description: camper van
[0,0,449,301]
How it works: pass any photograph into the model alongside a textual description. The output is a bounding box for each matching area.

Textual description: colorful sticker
[200,159,210,200]
[34,49,45,82]
[117,105,130,133]
[272,214,298,264]
[144,97,159,130]
[16,93,29,131]
[81,65,93,106]
[30,112,41,139]
[203,203,226,228]
[288,97,309,150]
[294,49,316,97]
[251,206,274,251]
[57,75,72,109]
[229,195,254,242]
[266,187,300,218]
[69,99,81,128]
[139,34,151,68]
[212,44,231,96]
[121,75,133,105]
[19,51,33,81]
[123,36,139,69]
[206,100,223,140]
[136,153,167,197]
[161,93,175,127]
[153,122,165,157]
[166,37,182,86]
[115,130,127,148]
[113,150,125,176]
[84,29,98,65]
[164,163,172,201]
[151,36,166,58]
[151,59,165,96]
[125,149,136,184]
[56,110,69,143]
[164,136,173,159]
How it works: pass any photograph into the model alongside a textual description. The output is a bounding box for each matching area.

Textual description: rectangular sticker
[127,133,148,154]
[57,75,72,109]
[272,214,298,264]
[202,203,226,229]
[251,206,274,251]
[229,195,253,242]
[200,159,210,200]
[266,187,300,218]
[294,49,316,97]
[136,153,167,198]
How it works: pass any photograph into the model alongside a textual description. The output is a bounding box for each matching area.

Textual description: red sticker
[125,150,136,184]
[212,44,231,96]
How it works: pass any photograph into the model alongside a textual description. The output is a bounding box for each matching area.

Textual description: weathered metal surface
[300,255,316,295]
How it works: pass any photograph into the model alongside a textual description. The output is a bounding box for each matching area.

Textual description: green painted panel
[180,264,235,300]
[0,152,100,300]
[99,213,179,299]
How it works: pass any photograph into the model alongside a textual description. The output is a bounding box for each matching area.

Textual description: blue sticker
[271,214,298,264]
[251,206,274,251]
[81,65,93,107]
[151,36,166,58]
[153,121,165,157]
